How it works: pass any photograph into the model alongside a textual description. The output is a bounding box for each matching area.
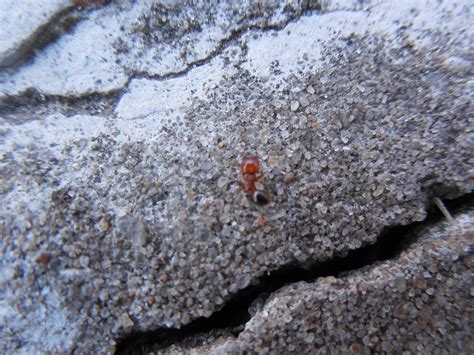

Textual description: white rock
[290,100,300,111]
[0,0,70,67]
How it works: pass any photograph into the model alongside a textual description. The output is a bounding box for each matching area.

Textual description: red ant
[235,154,269,227]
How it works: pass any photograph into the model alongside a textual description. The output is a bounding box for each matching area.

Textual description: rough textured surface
[0,0,321,97]
[0,0,71,67]
[0,0,473,353]
[163,211,474,354]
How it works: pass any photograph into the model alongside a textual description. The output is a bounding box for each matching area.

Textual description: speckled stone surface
[0,0,473,353]
[162,211,474,354]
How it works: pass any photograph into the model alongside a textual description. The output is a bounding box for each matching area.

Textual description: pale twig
[434,197,453,223]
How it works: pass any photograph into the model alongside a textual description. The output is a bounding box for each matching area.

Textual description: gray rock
[166,212,474,353]
[0,1,322,98]
[0,0,473,353]
[0,0,71,67]
[394,275,407,293]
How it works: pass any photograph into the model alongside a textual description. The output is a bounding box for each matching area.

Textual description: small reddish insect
[237,154,269,206]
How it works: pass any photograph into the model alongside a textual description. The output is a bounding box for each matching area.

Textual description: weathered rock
[0,0,71,67]
[170,211,472,354]
[0,1,321,98]
[0,0,473,353]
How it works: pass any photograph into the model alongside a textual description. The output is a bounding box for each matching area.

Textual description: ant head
[241,154,261,175]
[253,191,269,206]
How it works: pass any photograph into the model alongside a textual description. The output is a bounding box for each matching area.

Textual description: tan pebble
[119,313,134,328]
[418,313,430,329]
[160,273,169,282]
[283,172,296,184]
[187,188,196,198]
[310,117,320,129]
[302,188,317,197]
[373,185,384,197]
[268,155,279,166]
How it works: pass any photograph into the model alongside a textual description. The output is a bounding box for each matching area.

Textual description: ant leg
[229,179,245,193]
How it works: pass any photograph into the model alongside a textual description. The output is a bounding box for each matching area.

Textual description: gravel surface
[0,0,473,353]
[162,210,474,353]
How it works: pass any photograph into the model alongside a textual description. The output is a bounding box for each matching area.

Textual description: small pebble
[119,313,134,328]
[283,172,296,184]
[373,185,385,197]
[35,252,52,265]
[290,100,300,111]
[160,273,169,282]
[299,96,310,108]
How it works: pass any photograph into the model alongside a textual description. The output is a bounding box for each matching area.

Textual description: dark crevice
[0,1,112,70]
[118,5,366,97]
[0,9,87,71]
[125,7,323,82]
[0,88,120,123]
[0,8,312,120]
[115,192,473,354]
[0,5,77,69]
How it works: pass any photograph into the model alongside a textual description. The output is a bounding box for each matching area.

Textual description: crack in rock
[0,1,110,69]
[0,4,321,120]
[0,1,325,108]
[209,209,473,353]
[115,194,473,354]
[1,2,472,353]
[0,1,71,68]
[0,2,365,120]
[0,88,120,123]
[125,5,365,83]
